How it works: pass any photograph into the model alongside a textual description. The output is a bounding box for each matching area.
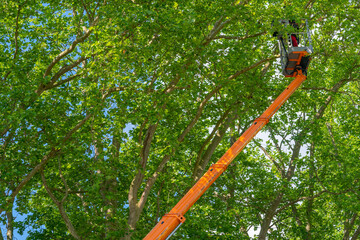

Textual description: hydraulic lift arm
[144,70,307,240]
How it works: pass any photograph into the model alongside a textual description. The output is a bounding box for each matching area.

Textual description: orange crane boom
[144,69,307,240]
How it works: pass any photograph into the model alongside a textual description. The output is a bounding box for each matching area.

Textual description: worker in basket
[272,20,300,47]
[289,20,299,47]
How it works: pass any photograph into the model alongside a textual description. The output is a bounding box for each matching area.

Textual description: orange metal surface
[285,51,308,77]
[144,71,307,240]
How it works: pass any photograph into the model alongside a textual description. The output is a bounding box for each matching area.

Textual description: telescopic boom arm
[144,70,307,240]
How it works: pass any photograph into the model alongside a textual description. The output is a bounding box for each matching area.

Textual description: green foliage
[0,0,360,239]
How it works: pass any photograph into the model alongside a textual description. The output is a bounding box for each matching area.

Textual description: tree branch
[41,170,80,239]
[5,113,92,210]
[228,55,279,80]
[193,111,235,182]
[178,85,222,142]
[61,113,92,144]
[58,157,69,203]
[351,221,360,240]
[304,0,316,10]
[285,138,302,181]
[256,143,285,177]
[291,204,303,226]
[51,188,87,194]
[50,74,81,89]
[266,126,288,163]
[137,86,219,208]
[41,170,60,205]
[102,86,126,100]
[3,1,28,82]
[80,0,94,22]
[6,209,13,240]
[275,190,326,215]
[43,16,99,78]
[344,213,358,240]
[213,31,266,41]
[132,85,223,224]
[325,122,339,159]
[13,2,25,60]
[8,147,60,207]
[193,108,232,174]
[315,78,353,119]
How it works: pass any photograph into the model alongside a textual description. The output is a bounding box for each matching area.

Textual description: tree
[0,0,359,239]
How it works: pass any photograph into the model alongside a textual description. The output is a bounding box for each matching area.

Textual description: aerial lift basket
[276,19,313,77]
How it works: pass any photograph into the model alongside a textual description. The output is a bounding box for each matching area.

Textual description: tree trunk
[344,213,358,240]
[258,138,302,240]
[258,192,284,240]
[351,223,360,240]
[6,210,13,240]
